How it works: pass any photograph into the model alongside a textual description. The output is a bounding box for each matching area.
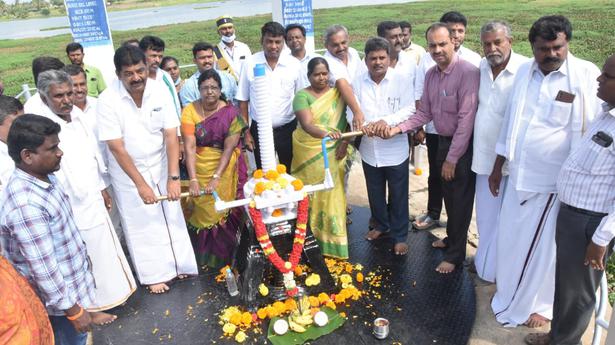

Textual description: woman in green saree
[291,57,350,259]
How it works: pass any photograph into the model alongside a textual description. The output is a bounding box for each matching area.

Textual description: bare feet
[394,242,409,255]
[177,275,188,280]
[431,239,447,248]
[524,313,550,328]
[435,261,455,274]
[90,311,117,325]
[365,229,387,241]
[524,332,550,345]
[147,282,170,294]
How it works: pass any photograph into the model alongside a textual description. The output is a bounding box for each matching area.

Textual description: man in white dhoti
[489,15,602,328]
[0,96,23,189]
[97,45,198,294]
[472,21,528,282]
[37,70,137,324]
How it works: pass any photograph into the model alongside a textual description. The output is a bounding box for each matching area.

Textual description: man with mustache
[96,46,198,294]
[285,23,321,88]
[471,21,528,283]
[385,22,479,274]
[525,54,615,345]
[237,21,301,171]
[489,15,602,329]
[179,42,238,106]
[355,37,415,256]
[412,11,481,231]
[65,42,107,98]
[214,15,251,81]
[37,69,137,326]
[1,114,95,345]
[399,20,425,65]
[24,56,65,116]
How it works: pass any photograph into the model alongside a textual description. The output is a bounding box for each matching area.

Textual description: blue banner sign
[65,0,112,47]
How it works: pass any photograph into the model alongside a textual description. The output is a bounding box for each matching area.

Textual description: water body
[0,0,415,40]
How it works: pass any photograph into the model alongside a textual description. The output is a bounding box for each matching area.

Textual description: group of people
[0,9,612,345]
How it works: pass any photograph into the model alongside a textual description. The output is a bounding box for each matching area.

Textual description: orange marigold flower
[253,169,264,179]
[284,298,297,312]
[325,301,336,310]
[266,306,276,318]
[310,307,320,316]
[229,312,242,326]
[276,164,287,174]
[344,263,353,273]
[241,312,252,325]
[271,209,283,217]
[254,182,266,196]
[291,179,304,191]
[265,170,279,180]
[334,294,346,304]
[272,301,285,313]
[356,272,364,283]
[293,266,303,276]
[308,296,320,307]
[257,308,268,320]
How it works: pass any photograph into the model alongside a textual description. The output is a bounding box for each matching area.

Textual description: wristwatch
[169,175,180,181]
[212,173,220,180]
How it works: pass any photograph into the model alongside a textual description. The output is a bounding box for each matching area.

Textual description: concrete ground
[345,155,610,345]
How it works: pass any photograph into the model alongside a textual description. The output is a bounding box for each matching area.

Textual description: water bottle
[225,268,239,296]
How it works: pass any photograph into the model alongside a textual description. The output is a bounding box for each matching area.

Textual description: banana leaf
[267,307,346,345]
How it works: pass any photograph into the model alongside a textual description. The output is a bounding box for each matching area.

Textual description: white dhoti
[113,176,198,285]
[474,174,506,282]
[79,205,137,311]
[491,180,559,327]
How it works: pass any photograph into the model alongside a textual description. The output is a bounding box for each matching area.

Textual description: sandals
[412,214,438,230]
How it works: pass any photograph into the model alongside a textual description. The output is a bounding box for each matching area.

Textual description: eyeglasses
[199,86,220,92]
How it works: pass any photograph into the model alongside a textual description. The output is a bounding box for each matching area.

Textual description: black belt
[561,203,607,217]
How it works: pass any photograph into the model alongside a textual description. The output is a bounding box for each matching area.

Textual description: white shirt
[40,104,108,229]
[0,141,13,190]
[236,51,302,128]
[293,51,321,89]
[23,92,47,116]
[97,78,179,186]
[415,46,481,134]
[472,52,528,175]
[496,60,599,194]
[323,47,365,85]
[351,68,415,168]
[219,40,252,79]
[557,104,615,246]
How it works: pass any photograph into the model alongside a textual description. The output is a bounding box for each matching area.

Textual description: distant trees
[0,0,64,19]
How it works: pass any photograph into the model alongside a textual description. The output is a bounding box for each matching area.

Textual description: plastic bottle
[225,268,239,296]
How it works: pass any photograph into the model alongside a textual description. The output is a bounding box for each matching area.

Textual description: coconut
[273,319,289,335]
[313,311,328,327]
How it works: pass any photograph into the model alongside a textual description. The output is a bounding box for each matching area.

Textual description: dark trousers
[426,133,444,219]
[250,118,297,173]
[362,158,409,243]
[437,136,475,265]
[551,204,611,345]
[50,316,88,345]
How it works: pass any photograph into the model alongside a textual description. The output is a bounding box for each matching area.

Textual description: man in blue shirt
[180,42,237,107]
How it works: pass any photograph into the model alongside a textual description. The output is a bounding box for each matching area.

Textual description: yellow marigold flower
[229,312,242,326]
[257,308,268,320]
[241,312,252,325]
[235,330,247,343]
[222,322,237,335]
[317,292,330,304]
[284,298,297,312]
[339,274,353,285]
[259,283,269,296]
[253,169,264,179]
[325,301,336,310]
[266,306,276,318]
[340,312,347,318]
[305,273,321,286]
[265,170,279,180]
[308,296,320,307]
[291,179,304,191]
[356,272,364,283]
[254,182,266,196]
[272,301,285,315]
[344,263,353,273]
[265,181,275,190]
[334,294,346,304]
[276,177,289,188]
[276,164,287,174]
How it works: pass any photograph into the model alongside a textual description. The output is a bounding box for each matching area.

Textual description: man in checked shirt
[525,54,615,345]
[0,114,95,345]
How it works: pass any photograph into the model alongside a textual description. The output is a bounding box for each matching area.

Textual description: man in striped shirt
[0,114,95,345]
[525,54,615,345]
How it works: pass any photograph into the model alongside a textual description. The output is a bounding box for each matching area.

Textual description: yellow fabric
[181,103,243,230]
[291,88,349,259]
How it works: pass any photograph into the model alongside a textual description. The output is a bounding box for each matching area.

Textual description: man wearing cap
[214,15,252,81]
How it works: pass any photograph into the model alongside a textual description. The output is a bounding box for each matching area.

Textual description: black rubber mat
[93,206,476,345]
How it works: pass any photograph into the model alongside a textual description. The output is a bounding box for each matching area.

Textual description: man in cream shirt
[471,20,528,283]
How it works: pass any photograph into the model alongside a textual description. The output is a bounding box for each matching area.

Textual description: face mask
[221,34,236,43]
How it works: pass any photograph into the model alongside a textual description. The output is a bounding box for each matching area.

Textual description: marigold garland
[248,196,309,296]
